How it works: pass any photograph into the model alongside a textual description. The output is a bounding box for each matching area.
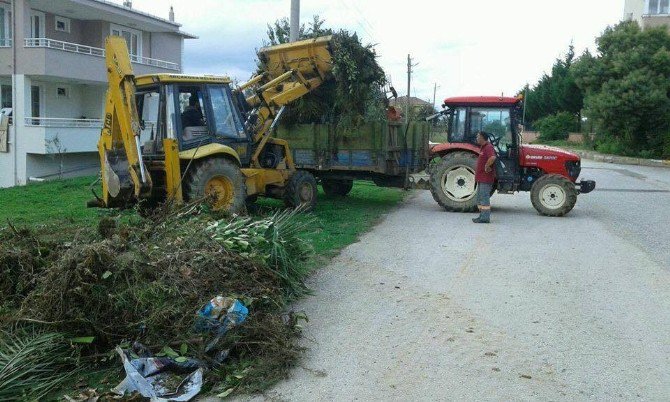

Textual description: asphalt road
[247,161,670,401]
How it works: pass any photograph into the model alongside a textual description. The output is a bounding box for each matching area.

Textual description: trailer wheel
[184,157,247,214]
[322,179,354,197]
[530,174,577,217]
[284,170,318,212]
[429,151,479,212]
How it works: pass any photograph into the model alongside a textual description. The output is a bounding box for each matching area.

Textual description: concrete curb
[569,149,670,169]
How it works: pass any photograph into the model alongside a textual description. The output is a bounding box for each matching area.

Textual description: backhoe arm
[96,36,151,207]
[239,36,334,167]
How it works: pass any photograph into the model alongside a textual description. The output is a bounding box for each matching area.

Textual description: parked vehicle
[429,96,596,216]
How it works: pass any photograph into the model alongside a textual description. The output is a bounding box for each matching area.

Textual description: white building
[624,0,670,30]
[0,0,195,188]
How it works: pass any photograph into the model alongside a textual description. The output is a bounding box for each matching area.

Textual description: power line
[336,0,375,41]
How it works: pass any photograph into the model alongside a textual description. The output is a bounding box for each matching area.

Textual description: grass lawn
[255,181,406,259]
[0,177,406,256]
[534,139,594,151]
[0,176,101,228]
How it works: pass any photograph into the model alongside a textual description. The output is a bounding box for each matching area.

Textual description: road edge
[570,149,670,169]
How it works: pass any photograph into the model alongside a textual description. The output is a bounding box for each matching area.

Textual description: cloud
[123,0,625,105]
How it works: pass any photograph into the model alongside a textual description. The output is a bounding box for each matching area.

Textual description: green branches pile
[0,205,315,397]
[263,17,387,129]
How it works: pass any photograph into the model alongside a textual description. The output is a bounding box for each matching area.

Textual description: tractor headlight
[565,160,581,180]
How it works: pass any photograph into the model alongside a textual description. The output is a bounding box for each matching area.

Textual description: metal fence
[24,117,103,128]
[24,38,180,71]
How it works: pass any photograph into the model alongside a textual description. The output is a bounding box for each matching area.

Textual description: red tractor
[429,96,595,216]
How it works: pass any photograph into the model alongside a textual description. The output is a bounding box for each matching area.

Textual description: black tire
[321,179,354,197]
[184,157,247,214]
[429,152,479,212]
[284,170,318,212]
[245,195,259,214]
[530,174,577,217]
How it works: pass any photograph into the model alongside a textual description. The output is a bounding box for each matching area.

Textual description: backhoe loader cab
[135,76,248,162]
[92,35,335,213]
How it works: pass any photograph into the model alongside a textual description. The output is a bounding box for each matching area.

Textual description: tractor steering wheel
[484,132,501,148]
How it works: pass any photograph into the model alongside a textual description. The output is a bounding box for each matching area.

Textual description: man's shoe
[472,217,482,223]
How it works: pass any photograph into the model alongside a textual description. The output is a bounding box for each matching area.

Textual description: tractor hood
[520,144,580,162]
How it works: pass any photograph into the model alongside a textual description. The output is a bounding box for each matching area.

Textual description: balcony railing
[24,117,103,128]
[24,38,180,71]
[0,38,11,48]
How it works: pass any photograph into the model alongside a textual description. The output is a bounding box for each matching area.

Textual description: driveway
[249,161,670,401]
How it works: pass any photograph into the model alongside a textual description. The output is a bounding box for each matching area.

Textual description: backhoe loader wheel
[184,157,247,214]
[321,179,354,197]
[429,151,479,212]
[284,170,318,212]
[530,174,577,217]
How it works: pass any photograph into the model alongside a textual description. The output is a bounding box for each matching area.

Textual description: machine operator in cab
[473,131,496,224]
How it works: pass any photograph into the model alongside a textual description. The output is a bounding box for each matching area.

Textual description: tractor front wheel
[184,157,247,214]
[284,170,318,212]
[429,152,479,212]
[322,179,354,197]
[530,174,577,217]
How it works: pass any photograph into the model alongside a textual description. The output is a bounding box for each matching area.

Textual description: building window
[1,85,11,109]
[110,24,142,60]
[56,87,69,98]
[30,11,45,38]
[648,0,670,15]
[55,16,70,33]
[0,3,12,44]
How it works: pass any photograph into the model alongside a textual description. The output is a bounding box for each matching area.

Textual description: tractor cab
[441,96,523,192]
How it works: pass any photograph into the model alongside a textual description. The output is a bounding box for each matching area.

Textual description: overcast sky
[120,0,625,106]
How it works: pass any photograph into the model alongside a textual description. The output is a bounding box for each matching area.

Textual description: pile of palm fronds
[0,206,314,399]
[0,330,80,401]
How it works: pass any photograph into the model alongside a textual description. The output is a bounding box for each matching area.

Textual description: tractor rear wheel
[184,157,247,214]
[284,170,318,212]
[429,152,479,212]
[322,179,354,197]
[530,174,577,217]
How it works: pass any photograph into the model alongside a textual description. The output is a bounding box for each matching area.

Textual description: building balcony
[25,117,103,128]
[23,117,102,154]
[20,37,180,82]
[641,13,670,29]
[0,38,11,47]
[25,38,180,71]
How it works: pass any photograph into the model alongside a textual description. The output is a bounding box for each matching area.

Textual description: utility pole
[406,54,412,121]
[290,0,300,42]
[432,83,440,111]
[522,83,528,129]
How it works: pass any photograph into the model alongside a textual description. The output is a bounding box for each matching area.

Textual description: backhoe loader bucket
[258,36,334,81]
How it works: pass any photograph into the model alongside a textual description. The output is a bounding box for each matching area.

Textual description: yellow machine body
[92,35,334,210]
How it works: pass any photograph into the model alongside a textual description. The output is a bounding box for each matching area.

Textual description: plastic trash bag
[112,347,204,402]
[195,297,248,352]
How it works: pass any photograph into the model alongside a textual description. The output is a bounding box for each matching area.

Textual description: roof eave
[85,0,183,29]
[179,31,198,39]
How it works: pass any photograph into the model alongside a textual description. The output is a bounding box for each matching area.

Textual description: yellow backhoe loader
[89,35,334,213]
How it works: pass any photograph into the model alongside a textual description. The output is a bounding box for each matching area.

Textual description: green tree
[535,112,578,141]
[522,44,583,129]
[572,21,670,157]
[265,15,331,46]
